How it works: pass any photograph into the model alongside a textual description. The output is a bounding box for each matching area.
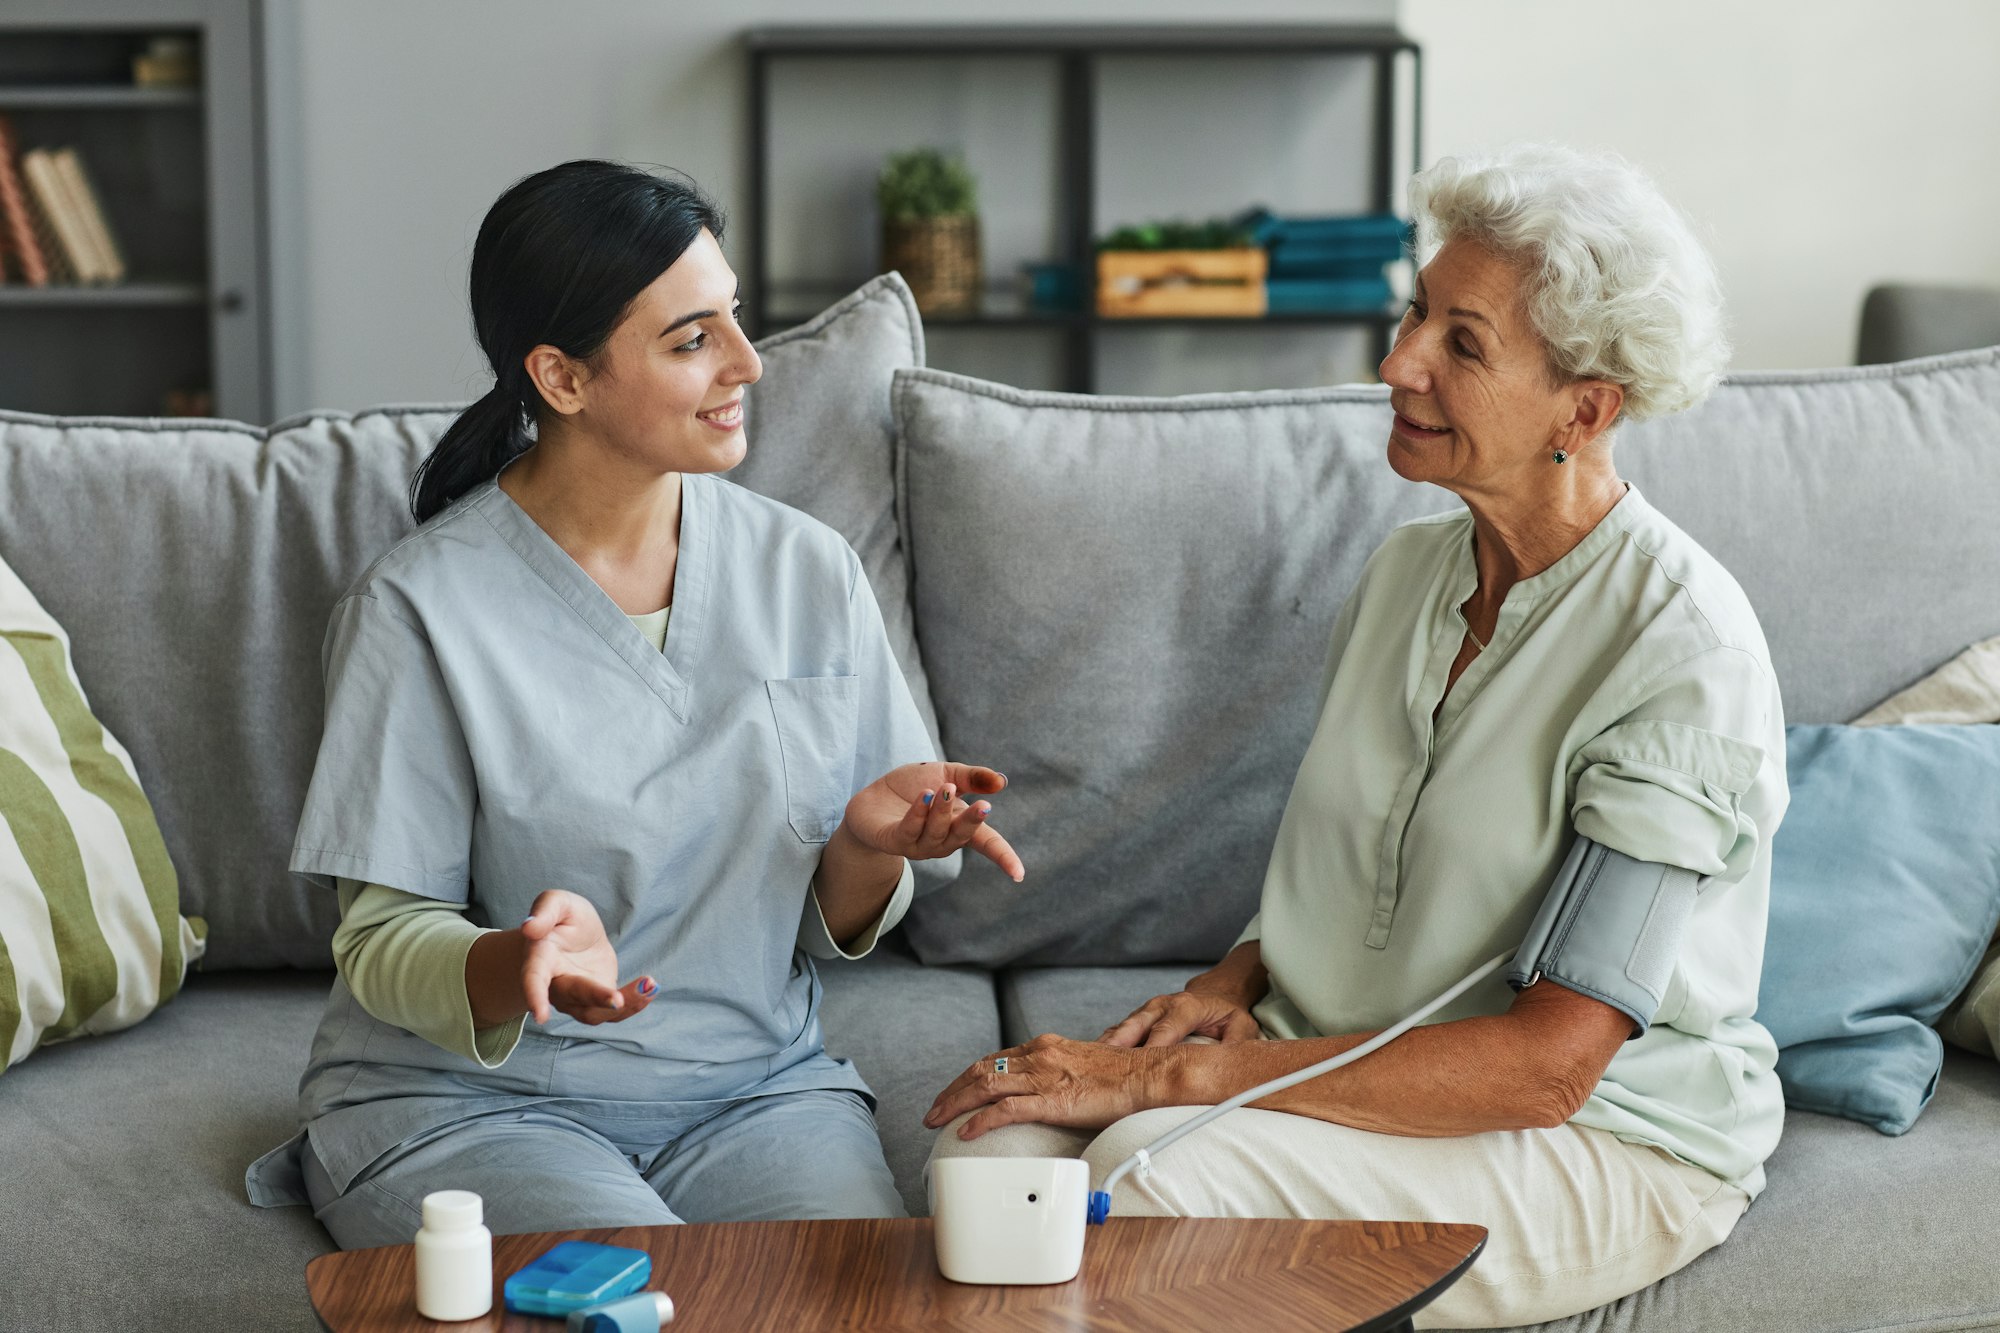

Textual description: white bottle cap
[421,1190,484,1231]
[651,1291,675,1323]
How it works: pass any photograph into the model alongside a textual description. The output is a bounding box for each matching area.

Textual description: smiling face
[1378,237,1596,499]
[533,227,761,476]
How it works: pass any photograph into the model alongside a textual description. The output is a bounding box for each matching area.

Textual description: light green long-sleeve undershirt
[327,601,913,1068]
[332,879,527,1068]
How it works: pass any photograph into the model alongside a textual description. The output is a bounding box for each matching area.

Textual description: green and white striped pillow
[1,554,205,1073]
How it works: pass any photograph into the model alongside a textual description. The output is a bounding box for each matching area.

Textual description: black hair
[409,160,727,523]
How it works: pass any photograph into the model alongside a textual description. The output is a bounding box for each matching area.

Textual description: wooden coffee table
[307,1216,1484,1332]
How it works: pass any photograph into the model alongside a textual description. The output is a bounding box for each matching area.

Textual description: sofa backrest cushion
[0,275,934,969]
[894,370,1449,967]
[0,409,446,969]
[894,347,2000,968]
[1618,346,2000,727]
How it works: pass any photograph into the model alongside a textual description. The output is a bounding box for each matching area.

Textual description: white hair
[1409,143,1729,422]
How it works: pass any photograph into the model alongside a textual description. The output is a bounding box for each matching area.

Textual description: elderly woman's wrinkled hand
[923,1034,1179,1139]
[1099,987,1262,1048]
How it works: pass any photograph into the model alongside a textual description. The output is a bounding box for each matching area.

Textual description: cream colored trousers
[927,1103,1748,1330]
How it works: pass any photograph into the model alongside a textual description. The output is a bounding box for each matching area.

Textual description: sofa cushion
[0,408,445,970]
[817,935,1000,1215]
[999,963,1201,1046]
[1498,1052,2000,1333]
[1003,964,2000,1333]
[0,969,338,1333]
[1,549,208,1072]
[0,275,939,970]
[894,369,1447,968]
[1619,346,2000,726]
[1757,724,2000,1134]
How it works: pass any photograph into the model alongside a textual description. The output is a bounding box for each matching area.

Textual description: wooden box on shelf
[1095,247,1268,319]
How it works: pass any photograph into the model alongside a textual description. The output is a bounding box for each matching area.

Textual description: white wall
[264,0,1395,417]
[1400,0,2000,372]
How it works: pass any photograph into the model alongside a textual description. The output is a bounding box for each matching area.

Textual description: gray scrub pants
[302,1088,903,1250]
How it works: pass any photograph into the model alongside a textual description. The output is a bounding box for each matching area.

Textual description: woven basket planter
[882,214,982,315]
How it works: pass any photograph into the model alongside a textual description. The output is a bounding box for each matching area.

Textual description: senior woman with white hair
[924,143,1787,1330]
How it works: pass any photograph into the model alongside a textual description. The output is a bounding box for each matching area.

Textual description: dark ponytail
[411,160,726,523]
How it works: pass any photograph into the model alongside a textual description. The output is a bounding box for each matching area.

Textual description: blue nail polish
[639,979,655,995]
[922,792,934,806]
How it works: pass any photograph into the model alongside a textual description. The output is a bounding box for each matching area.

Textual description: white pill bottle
[414,1189,493,1320]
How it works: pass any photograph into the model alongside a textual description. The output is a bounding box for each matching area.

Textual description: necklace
[1464,613,1489,653]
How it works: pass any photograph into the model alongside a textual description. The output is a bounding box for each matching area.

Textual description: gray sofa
[4,274,1999,1332]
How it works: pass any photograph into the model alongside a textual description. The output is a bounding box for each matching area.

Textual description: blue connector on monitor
[1086,1190,1111,1225]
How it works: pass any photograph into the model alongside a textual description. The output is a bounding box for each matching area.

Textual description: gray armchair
[1856,283,2000,364]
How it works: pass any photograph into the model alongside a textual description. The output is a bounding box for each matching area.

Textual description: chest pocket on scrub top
[765,676,861,843]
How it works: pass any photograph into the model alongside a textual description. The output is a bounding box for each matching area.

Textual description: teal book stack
[1238,208,1409,313]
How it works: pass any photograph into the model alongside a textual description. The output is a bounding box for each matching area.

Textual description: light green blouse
[1240,484,1789,1197]
[329,603,914,1070]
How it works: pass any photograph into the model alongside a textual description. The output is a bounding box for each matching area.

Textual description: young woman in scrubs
[244,160,1023,1248]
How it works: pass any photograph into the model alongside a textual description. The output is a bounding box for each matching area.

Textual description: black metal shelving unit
[744,24,1422,393]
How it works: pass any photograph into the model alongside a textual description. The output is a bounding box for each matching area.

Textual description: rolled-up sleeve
[1568,646,1776,882]
[799,860,916,960]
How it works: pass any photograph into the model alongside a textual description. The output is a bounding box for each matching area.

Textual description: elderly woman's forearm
[1188,940,1268,1009]
[1166,1014,1587,1136]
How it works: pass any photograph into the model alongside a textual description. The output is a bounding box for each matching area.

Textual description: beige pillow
[1,553,205,1073]
[1851,635,2000,727]
[1851,635,2000,1055]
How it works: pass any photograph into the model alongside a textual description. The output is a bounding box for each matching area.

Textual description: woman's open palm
[518,889,656,1026]
[843,761,1025,881]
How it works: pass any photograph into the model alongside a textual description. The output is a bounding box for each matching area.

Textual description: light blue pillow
[1759,724,2000,1134]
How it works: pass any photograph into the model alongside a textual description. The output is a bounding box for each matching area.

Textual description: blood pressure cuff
[1506,837,1701,1038]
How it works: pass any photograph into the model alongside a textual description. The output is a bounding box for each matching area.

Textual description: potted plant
[1095,216,1267,318]
[878,148,981,316]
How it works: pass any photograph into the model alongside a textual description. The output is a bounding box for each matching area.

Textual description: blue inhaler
[503,1240,651,1316]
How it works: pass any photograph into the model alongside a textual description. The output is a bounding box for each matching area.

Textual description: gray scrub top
[247,473,941,1204]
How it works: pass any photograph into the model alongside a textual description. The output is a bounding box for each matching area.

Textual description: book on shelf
[0,114,49,287]
[54,148,126,283]
[18,149,94,281]
[1237,207,1411,250]
[1265,275,1396,314]
[1233,208,1409,311]
[17,145,124,285]
[26,179,77,284]
[1268,249,1404,280]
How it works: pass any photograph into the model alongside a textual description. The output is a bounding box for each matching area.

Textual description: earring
[1552,449,1569,464]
